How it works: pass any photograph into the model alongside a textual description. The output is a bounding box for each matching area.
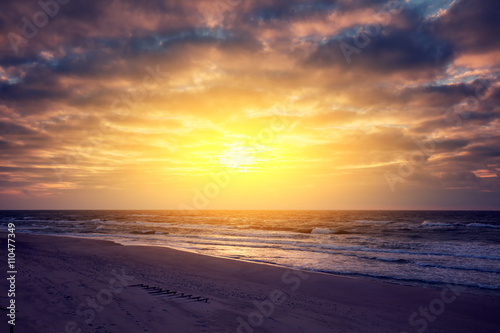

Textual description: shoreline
[11,231,500,296]
[1,232,499,332]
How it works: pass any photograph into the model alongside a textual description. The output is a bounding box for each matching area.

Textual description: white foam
[421,221,453,227]
[467,223,500,229]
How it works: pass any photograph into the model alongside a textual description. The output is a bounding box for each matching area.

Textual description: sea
[2,210,500,294]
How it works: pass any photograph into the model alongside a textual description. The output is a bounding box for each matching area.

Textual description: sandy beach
[1,233,499,333]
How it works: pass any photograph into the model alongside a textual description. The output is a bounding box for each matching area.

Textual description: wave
[420,221,500,229]
[466,223,500,229]
[130,230,157,235]
[356,255,410,263]
[311,228,350,235]
[156,235,500,262]
[315,243,500,261]
[421,221,455,227]
[416,262,500,274]
[311,228,333,234]
[311,269,500,291]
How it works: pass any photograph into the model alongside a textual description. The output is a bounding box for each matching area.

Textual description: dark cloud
[307,8,454,76]
[440,171,480,183]
[467,144,500,159]
[0,81,66,102]
[436,0,500,53]
[0,120,37,136]
[244,0,388,22]
[400,78,499,112]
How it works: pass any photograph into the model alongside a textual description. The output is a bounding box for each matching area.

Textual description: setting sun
[219,143,258,172]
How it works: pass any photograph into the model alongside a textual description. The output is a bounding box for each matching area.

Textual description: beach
[1,233,499,333]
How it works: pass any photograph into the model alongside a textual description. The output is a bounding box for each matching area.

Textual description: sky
[0,0,499,210]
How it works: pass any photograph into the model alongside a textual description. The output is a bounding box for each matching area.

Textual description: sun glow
[218,144,258,172]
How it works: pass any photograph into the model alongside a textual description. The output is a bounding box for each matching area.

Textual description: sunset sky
[0,0,499,210]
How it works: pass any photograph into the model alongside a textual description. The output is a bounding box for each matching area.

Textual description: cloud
[0,0,498,208]
[436,0,500,53]
[307,7,454,79]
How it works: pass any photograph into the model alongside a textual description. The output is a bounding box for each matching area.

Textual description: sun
[218,143,261,172]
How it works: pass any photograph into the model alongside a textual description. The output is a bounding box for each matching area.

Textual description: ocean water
[2,210,500,294]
